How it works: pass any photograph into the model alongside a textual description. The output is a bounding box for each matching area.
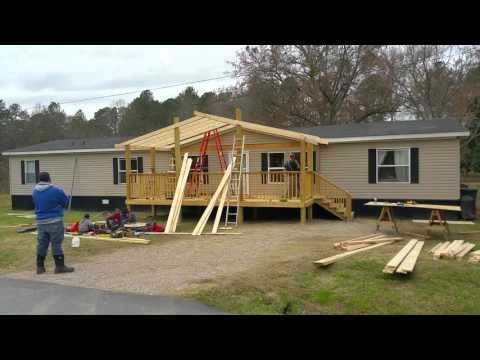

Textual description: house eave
[325,131,470,144]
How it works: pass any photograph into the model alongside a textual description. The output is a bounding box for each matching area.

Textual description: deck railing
[128,171,302,201]
[313,171,352,218]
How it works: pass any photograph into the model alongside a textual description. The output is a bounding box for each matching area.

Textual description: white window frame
[118,157,139,184]
[376,148,411,184]
[268,152,286,184]
[25,160,37,184]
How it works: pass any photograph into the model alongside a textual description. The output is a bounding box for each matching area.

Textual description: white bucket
[71,236,80,248]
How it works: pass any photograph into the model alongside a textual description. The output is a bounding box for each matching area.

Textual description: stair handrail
[313,171,352,197]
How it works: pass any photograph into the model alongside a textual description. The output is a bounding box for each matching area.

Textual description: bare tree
[231,45,403,127]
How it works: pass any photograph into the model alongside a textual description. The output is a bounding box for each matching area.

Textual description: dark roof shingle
[291,119,467,139]
[3,136,132,154]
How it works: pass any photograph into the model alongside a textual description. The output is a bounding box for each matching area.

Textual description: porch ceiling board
[115,115,206,148]
[115,111,329,150]
[136,120,230,148]
[193,111,329,145]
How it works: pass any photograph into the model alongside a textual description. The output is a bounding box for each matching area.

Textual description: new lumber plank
[31,232,150,245]
[314,241,394,267]
[433,241,451,259]
[412,220,474,225]
[429,242,445,254]
[343,234,387,244]
[211,174,231,234]
[171,157,193,232]
[442,240,463,257]
[383,239,418,274]
[350,237,403,244]
[192,162,234,235]
[342,243,372,251]
[448,240,465,257]
[165,153,189,233]
[396,241,425,274]
[455,243,476,259]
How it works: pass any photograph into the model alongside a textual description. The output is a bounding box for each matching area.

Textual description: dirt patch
[5,218,443,297]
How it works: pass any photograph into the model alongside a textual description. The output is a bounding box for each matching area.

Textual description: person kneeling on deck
[32,172,74,275]
[79,214,95,234]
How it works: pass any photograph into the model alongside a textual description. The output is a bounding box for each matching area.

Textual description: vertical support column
[300,139,306,224]
[307,142,313,200]
[173,116,182,222]
[125,144,131,211]
[174,116,181,180]
[150,147,156,174]
[235,108,244,224]
[150,146,156,215]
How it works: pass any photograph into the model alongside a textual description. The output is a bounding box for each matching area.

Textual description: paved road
[0,277,226,315]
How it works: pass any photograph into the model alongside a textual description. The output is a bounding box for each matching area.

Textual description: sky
[0,45,245,118]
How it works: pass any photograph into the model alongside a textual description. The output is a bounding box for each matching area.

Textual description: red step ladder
[186,128,227,194]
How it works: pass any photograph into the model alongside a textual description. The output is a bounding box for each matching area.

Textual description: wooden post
[173,116,182,222]
[174,116,181,180]
[150,147,156,174]
[125,144,131,211]
[308,205,313,221]
[300,139,306,224]
[238,206,244,224]
[235,108,244,222]
[150,146,156,215]
[307,142,313,200]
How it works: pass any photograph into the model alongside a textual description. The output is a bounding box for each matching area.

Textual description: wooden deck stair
[313,172,352,221]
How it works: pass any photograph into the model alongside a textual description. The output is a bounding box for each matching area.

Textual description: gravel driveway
[6,218,376,296]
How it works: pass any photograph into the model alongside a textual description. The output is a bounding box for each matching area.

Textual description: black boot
[53,255,74,274]
[36,255,46,275]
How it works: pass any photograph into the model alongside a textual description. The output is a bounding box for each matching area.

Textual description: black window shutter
[261,153,268,171]
[313,151,317,172]
[34,160,40,183]
[261,153,268,184]
[21,160,25,184]
[137,157,144,173]
[204,155,208,172]
[410,148,419,183]
[368,149,376,184]
[113,158,119,184]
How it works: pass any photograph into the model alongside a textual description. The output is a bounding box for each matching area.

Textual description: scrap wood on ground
[333,233,403,251]
[468,250,480,263]
[314,240,395,267]
[431,240,477,260]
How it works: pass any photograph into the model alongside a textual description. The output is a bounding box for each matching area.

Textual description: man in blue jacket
[32,171,74,274]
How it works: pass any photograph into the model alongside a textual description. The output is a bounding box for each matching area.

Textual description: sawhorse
[375,206,399,233]
[426,209,450,239]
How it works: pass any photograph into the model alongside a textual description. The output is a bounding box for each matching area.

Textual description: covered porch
[115,110,352,222]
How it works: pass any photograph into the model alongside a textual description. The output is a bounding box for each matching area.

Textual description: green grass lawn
[191,222,480,315]
[0,193,194,274]
[193,248,480,314]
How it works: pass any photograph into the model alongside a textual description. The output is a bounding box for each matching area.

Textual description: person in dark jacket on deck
[32,172,74,275]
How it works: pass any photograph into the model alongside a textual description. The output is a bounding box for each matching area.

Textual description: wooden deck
[126,170,353,219]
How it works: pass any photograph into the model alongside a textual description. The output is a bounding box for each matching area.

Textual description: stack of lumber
[468,250,480,263]
[165,153,193,234]
[192,159,234,236]
[333,234,403,251]
[314,240,394,267]
[383,239,424,275]
[430,240,476,260]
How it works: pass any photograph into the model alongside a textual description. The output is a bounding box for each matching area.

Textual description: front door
[227,152,249,195]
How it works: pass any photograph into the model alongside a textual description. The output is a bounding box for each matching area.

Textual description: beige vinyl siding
[318,138,460,200]
[9,151,170,196]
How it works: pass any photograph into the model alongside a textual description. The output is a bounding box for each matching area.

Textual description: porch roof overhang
[115,111,328,150]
